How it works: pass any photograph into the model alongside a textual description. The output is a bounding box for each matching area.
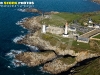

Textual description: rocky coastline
[15,51,57,67]
[15,12,100,74]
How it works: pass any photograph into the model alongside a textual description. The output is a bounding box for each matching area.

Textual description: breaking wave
[17,9,26,12]
[38,66,49,74]
[16,17,28,25]
[13,35,25,43]
[5,50,26,68]
[26,45,39,52]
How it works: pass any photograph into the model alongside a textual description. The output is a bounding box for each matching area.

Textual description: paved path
[80,29,100,38]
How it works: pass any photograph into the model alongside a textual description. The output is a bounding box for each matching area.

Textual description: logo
[0,1,34,7]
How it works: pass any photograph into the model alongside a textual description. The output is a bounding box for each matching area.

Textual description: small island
[15,9,100,75]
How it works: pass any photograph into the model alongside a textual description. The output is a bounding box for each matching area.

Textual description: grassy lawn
[93,34,100,39]
[59,57,76,64]
[91,14,100,23]
[54,12,82,22]
[41,33,73,50]
[70,41,90,53]
[72,40,100,53]
[72,41,90,50]
[38,51,55,56]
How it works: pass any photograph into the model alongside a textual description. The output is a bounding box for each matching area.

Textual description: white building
[94,25,100,28]
[88,25,100,28]
[42,25,46,33]
[89,20,93,24]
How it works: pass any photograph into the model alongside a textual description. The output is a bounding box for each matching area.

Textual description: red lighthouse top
[65,22,68,26]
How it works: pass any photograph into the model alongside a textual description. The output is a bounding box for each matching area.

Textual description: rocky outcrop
[18,8,42,14]
[17,16,42,32]
[15,51,57,67]
[43,51,100,74]
[18,8,59,15]
[75,51,99,62]
[43,57,76,74]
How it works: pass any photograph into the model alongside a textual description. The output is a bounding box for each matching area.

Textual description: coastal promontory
[16,11,100,74]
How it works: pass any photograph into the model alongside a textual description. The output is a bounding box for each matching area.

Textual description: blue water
[0,0,100,75]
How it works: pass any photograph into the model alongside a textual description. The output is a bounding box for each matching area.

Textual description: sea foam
[5,50,24,58]
[26,45,39,52]
[17,9,26,12]
[13,35,25,43]
[5,50,26,68]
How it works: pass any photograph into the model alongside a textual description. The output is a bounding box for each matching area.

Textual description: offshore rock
[18,8,42,14]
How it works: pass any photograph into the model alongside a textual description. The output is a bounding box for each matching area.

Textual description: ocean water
[0,0,100,75]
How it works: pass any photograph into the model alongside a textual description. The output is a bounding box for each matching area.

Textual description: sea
[0,0,100,75]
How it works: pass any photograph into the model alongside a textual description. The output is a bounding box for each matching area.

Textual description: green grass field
[59,57,76,64]
[41,33,69,50]
[40,12,100,26]
[93,34,100,39]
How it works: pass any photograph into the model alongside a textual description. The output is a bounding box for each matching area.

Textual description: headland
[15,9,100,74]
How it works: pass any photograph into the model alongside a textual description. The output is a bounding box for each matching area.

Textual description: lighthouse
[42,25,46,33]
[65,22,68,35]
[63,22,69,37]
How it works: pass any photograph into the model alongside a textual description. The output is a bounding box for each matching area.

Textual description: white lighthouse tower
[42,25,46,33]
[63,22,69,37]
[65,22,68,34]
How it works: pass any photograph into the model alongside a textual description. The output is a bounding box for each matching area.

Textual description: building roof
[77,37,89,43]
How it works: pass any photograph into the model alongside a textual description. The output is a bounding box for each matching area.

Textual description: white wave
[6,50,26,68]
[26,45,39,52]
[38,66,49,74]
[13,35,25,43]
[21,17,28,21]
[16,21,27,30]
[6,51,15,58]
[16,21,23,25]
[21,31,24,33]
[11,59,26,67]
[5,50,24,58]
[16,17,28,25]
[7,66,11,68]
[17,9,26,12]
